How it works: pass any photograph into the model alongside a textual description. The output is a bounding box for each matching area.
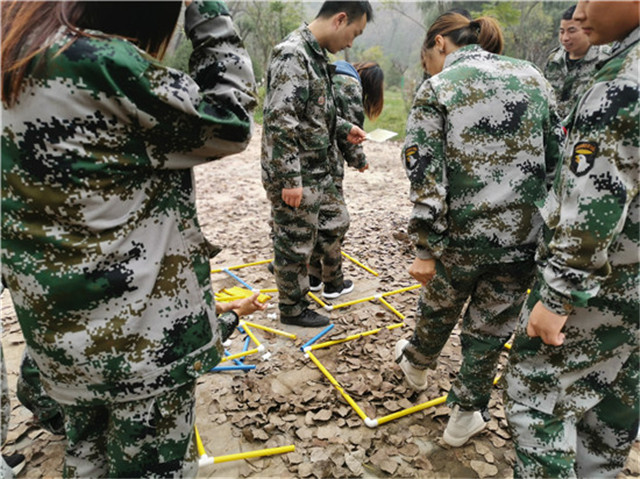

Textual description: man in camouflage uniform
[1,1,255,476]
[261,2,371,327]
[504,1,639,476]
[544,4,610,121]
[308,60,370,298]
[395,14,562,447]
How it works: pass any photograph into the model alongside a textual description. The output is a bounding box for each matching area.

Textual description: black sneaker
[309,275,323,292]
[3,453,25,475]
[280,309,330,327]
[322,279,354,299]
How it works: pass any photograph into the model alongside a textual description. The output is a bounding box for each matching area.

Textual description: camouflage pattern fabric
[1,0,256,406]
[62,380,198,478]
[17,350,64,435]
[309,69,366,286]
[402,258,535,411]
[544,44,610,121]
[504,27,639,478]
[401,44,561,410]
[261,24,352,313]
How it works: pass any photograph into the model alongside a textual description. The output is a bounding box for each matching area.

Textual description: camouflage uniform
[261,25,353,315]
[1,0,255,476]
[400,44,562,413]
[309,62,367,285]
[544,44,610,121]
[504,27,639,478]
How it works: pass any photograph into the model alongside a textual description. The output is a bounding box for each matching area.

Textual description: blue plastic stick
[223,268,253,290]
[300,324,335,351]
[242,336,251,353]
[225,349,244,366]
[211,364,256,372]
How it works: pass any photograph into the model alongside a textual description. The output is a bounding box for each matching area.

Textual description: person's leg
[108,381,198,479]
[575,350,639,478]
[1,346,17,479]
[448,261,533,411]
[316,181,350,292]
[400,261,472,369]
[269,184,323,317]
[16,349,64,435]
[62,403,109,478]
[505,395,578,479]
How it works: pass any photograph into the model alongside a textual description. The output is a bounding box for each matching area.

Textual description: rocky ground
[2,125,638,478]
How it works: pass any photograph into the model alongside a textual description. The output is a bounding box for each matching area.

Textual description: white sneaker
[395,339,428,391]
[442,405,486,447]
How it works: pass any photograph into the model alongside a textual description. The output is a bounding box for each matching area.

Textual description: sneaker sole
[442,420,486,447]
[322,283,354,299]
[309,284,323,292]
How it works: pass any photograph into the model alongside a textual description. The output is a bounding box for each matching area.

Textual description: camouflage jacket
[1,0,256,404]
[544,44,610,121]
[537,26,639,317]
[332,64,367,180]
[261,24,352,193]
[403,44,562,264]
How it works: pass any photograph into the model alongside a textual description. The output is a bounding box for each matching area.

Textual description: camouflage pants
[504,286,639,478]
[402,258,534,411]
[17,349,64,435]
[308,182,349,288]
[61,380,198,479]
[268,177,349,316]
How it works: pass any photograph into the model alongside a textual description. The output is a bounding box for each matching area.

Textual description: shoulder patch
[570,142,597,177]
[405,145,419,170]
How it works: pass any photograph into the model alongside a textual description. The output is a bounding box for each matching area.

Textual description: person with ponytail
[1,1,256,476]
[308,60,384,298]
[394,11,562,447]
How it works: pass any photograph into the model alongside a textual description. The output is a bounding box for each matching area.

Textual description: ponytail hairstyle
[2,1,182,107]
[353,61,384,120]
[421,11,504,60]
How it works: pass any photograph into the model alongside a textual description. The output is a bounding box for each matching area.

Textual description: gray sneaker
[395,339,428,391]
[442,405,486,447]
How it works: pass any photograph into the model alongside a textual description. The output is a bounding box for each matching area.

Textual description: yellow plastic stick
[377,297,405,320]
[375,394,448,426]
[307,291,329,309]
[306,351,367,421]
[220,348,260,363]
[195,426,207,457]
[330,295,377,310]
[211,259,273,274]
[211,445,295,464]
[259,288,278,294]
[239,321,262,348]
[503,343,512,350]
[380,284,422,297]
[241,320,297,340]
[309,323,405,351]
[341,251,379,276]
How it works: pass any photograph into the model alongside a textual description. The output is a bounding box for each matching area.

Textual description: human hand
[408,257,437,286]
[358,163,369,173]
[230,293,269,317]
[526,301,569,346]
[282,187,303,208]
[347,125,367,145]
[184,0,192,6]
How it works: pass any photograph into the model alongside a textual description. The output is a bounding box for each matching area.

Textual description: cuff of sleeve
[337,121,353,139]
[281,176,303,190]
[539,282,574,316]
[218,311,239,342]
[415,247,435,260]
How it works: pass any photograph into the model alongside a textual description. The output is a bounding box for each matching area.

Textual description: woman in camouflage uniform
[394,11,562,447]
[1,1,256,476]
[309,60,384,299]
[504,1,639,476]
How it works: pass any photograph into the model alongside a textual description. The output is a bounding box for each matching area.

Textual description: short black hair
[316,1,373,23]
[562,5,577,21]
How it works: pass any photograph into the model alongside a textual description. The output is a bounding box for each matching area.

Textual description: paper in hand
[366,128,398,143]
